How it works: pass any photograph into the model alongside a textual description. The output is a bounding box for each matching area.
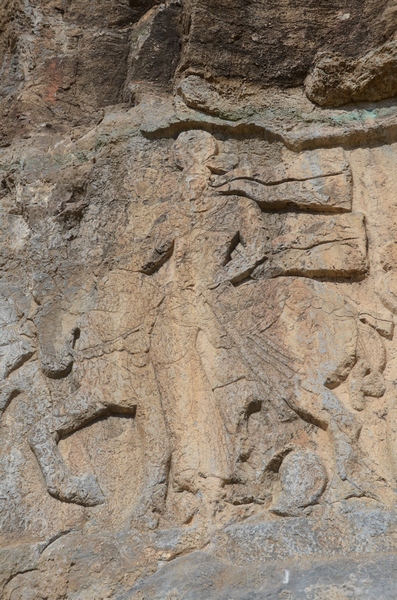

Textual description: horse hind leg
[28,394,111,506]
[288,385,363,483]
[324,390,389,501]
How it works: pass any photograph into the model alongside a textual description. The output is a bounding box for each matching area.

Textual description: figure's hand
[209,167,251,188]
[204,153,238,177]
[140,239,174,275]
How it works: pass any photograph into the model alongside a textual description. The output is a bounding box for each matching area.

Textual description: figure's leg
[289,385,361,440]
[126,370,171,527]
[320,387,362,440]
[322,389,389,500]
[28,392,109,506]
[328,422,360,484]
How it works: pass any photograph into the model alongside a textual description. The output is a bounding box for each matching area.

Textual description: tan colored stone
[261,212,368,278]
[306,40,397,107]
[2,3,397,596]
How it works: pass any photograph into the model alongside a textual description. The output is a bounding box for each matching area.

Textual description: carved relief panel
[135,129,396,519]
[0,124,396,545]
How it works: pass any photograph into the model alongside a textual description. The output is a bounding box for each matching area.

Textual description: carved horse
[27,280,170,510]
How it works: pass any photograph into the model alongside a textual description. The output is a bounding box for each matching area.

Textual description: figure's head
[173,130,218,171]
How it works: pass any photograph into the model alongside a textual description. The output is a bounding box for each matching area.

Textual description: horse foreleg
[28,394,108,506]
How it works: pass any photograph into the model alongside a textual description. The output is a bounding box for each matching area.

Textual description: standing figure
[142,130,268,497]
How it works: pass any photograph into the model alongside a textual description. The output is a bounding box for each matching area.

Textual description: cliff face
[2,2,397,598]
[2,0,397,146]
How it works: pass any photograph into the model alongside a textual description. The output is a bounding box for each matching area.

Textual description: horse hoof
[74,474,105,506]
[59,474,105,506]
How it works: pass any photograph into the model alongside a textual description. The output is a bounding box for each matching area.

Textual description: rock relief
[135,129,396,516]
[4,2,397,594]
[0,128,395,528]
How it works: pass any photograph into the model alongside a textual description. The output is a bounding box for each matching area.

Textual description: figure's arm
[214,198,270,286]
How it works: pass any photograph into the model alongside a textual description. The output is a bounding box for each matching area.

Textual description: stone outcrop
[2,1,397,599]
[305,39,397,107]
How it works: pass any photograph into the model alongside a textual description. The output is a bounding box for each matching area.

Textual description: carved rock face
[0,119,396,597]
[2,2,397,598]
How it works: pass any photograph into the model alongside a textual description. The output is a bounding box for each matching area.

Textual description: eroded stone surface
[306,39,397,107]
[2,2,397,598]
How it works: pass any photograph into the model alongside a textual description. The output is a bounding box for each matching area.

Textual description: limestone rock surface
[2,1,397,599]
[305,39,397,107]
